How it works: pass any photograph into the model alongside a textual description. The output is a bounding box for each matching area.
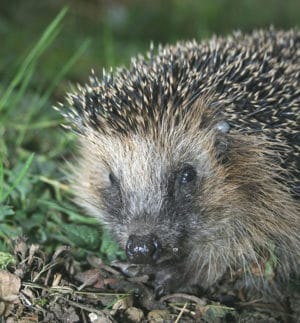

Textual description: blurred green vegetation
[0,0,299,259]
[1,0,299,89]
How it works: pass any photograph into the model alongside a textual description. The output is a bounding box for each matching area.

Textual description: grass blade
[0,7,68,111]
[0,158,3,201]
[37,39,91,110]
[0,153,34,203]
[15,39,90,146]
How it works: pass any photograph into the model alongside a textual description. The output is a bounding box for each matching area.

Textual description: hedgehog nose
[126,234,162,264]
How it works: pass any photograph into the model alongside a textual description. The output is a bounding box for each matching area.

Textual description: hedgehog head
[61,40,300,293]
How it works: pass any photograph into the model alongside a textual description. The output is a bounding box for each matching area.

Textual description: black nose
[126,234,162,264]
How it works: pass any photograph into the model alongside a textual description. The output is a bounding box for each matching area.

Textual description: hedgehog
[59,29,300,298]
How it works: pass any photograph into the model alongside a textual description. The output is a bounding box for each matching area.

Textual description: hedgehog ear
[214,121,231,163]
[214,136,230,163]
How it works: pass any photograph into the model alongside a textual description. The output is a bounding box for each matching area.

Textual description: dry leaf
[0,270,21,317]
[0,270,21,301]
[124,307,144,322]
[112,295,134,310]
[147,309,170,322]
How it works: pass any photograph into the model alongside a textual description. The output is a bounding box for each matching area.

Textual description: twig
[174,302,188,323]
[161,293,206,306]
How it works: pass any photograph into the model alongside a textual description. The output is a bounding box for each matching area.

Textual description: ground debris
[0,237,299,322]
[0,270,21,317]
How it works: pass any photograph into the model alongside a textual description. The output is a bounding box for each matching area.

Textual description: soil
[0,238,299,322]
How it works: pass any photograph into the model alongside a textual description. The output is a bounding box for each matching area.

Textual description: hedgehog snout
[125,234,162,264]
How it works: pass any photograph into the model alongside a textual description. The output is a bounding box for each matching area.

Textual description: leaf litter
[0,237,299,322]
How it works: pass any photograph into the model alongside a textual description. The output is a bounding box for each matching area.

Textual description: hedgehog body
[62,29,300,296]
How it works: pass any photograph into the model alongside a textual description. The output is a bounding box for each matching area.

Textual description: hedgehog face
[74,116,295,294]
[71,97,255,293]
[75,132,214,261]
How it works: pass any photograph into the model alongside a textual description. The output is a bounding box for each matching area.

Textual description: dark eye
[178,166,197,185]
[109,172,118,186]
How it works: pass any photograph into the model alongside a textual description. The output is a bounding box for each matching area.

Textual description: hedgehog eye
[178,166,197,185]
[109,172,118,186]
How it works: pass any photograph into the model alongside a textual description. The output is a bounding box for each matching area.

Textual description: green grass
[0,7,123,261]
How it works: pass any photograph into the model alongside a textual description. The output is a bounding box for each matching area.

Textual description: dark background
[1,0,300,97]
